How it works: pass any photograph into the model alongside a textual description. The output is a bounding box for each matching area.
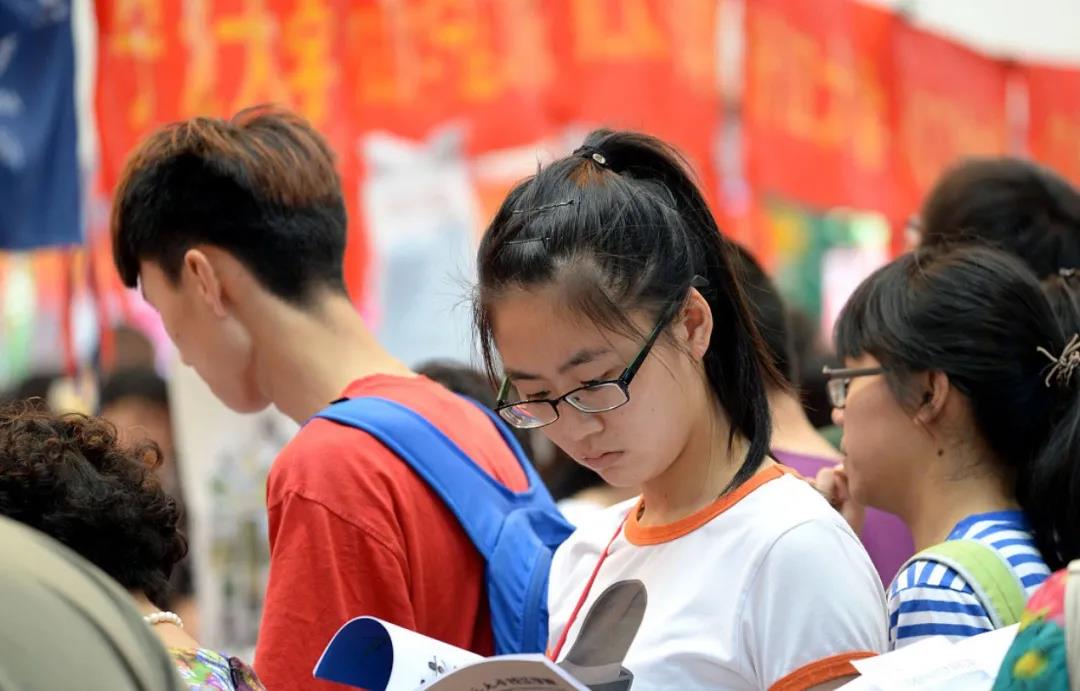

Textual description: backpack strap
[1065,560,1080,690]
[314,396,548,556]
[902,539,1027,629]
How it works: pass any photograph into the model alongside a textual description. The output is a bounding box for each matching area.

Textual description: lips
[580,451,623,471]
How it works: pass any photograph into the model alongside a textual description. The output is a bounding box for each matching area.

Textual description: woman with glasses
[473,130,886,690]
[819,244,1080,651]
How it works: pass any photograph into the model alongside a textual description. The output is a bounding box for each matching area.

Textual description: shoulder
[309,375,528,491]
[887,568,992,646]
[169,648,265,690]
[890,557,974,597]
[268,417,401,501]
[742,477,884,613]
[738,473,860,543]
[269,376,504,501]
[950,515,1052,592]
[751,511,881,594]
[169,648,258,689]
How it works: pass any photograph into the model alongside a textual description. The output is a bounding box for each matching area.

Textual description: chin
[593,465,642,491]
[229,397,272,414]
[212,382,271,414]
[844,470,875,510]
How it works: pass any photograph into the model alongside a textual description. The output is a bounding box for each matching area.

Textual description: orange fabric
[768,651,878,691]
[255,375,528,690]
[624,464,792,546]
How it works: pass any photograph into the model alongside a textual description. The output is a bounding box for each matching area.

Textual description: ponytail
[1028,376,1080,569]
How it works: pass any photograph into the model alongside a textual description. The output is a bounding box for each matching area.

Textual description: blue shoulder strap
[314,396,550,555]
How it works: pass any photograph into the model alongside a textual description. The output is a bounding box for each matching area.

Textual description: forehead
[490,287,635,368]
[492,282,656,375]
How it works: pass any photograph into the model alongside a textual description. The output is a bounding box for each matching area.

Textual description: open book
[313,617,588,691]
[838,625,1019,690]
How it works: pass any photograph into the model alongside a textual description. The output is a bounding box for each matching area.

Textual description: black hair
[99,367,169,413]
[112,106,347,304]
[0,404,187,608]
[475,130,782,492]
[835,245,1080,569]
[1042,271,1080,338]
[728,244,796,384]
[920,157,1080,279]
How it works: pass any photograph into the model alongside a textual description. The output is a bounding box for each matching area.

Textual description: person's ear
[183,249,227,318]
[913,370,950,426]
[676,288,713,361]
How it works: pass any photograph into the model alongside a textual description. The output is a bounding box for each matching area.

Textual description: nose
[556,405,605,444]
[831,406,845,427]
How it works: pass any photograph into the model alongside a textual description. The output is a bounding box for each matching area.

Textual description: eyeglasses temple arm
[495,377,511,407]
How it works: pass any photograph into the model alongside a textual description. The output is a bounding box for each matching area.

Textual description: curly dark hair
[0,403,187,608]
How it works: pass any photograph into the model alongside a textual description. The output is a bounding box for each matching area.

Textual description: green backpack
[901,539,1028,629]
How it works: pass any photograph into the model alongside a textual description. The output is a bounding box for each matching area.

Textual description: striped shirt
[888,510,1050,649]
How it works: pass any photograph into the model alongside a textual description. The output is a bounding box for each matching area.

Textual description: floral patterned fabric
[169,648,265,691]
[993,567,1070,690]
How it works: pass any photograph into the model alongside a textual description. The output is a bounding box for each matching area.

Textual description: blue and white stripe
[887,510,1050,649]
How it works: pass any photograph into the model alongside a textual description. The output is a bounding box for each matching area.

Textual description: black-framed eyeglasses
[495,277,706,430]
[822,366,885,409]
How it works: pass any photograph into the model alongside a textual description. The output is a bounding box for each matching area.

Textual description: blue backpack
[314,396,575,655]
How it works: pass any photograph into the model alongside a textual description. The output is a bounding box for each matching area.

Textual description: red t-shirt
[254,375,528,690]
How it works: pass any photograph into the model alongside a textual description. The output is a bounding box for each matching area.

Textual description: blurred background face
[490,285,703,490]
[138,262,269,414]
[100,396,177,493]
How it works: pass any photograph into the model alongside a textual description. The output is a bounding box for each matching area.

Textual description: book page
[844,625,1019,691]
[314,617,483,691]
[422,655,588,691]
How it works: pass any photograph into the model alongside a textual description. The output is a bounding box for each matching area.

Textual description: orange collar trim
[624,464,792,546]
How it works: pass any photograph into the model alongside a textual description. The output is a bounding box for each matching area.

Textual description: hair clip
[1037,333,1080,388]
[504,236,551,247]
[573,145,607,167]
[511,200,575,215]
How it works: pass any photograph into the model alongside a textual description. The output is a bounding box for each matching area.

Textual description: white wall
[860,0,1080,65]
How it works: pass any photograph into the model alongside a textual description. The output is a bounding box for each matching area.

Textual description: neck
[131,591,201,650]
[131,591,162,617]
[574,484,640,508]
[637,403,763,526]
[768,389,842,461]
[241,291,414,423]
[900,446,1019,551]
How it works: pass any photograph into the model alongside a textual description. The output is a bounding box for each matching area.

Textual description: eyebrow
[505,348,612,381]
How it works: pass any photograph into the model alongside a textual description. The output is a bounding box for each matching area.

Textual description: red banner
[743,0,897,216]
[744,1,1011,244]
[340,0,555,155]
[95,0,728,303]
[95,0,369,297]
[1025,63,1080,187]
[891,22,1010,221]
[547,0,721,202]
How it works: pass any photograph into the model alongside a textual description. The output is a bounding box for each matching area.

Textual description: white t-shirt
[557,497,610,530]
[547,466,888,690]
